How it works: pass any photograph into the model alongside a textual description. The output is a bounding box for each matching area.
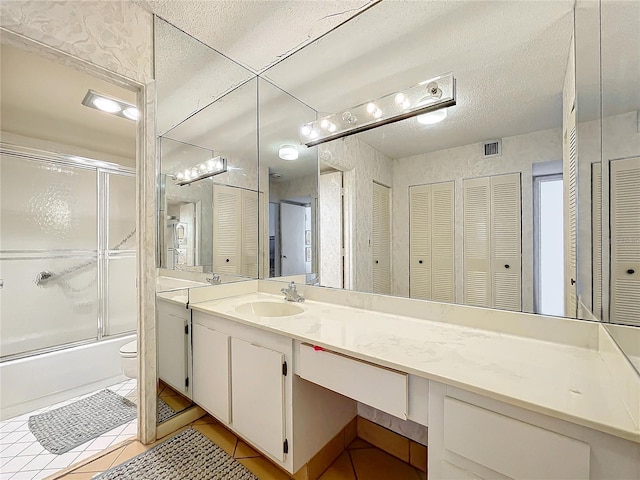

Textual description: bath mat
[94,428,258,480]
[28,389,136,454]
[156,397,177,423]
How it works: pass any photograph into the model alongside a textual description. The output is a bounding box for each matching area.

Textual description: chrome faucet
[281,281,305,302]
[206,273,221,285]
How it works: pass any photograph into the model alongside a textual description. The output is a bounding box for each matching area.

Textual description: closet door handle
[627,269,636,275]
[418,260,423,264]
[375,260,379,264]
[225,258,230,263]
[571,278,576,285]
[504,264,510,269]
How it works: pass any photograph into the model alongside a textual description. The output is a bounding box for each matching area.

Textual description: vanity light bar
[174,156,227,186]
[300,72,456,147]
[81,89,139,121]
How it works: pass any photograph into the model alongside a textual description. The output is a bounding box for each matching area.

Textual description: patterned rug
[156,397,177,423]
[94,428,259,480]
[28,389,136,454]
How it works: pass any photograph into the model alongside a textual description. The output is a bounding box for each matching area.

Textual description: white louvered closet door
[463,177,492,307]
[564,122,578,317]
[431,182,455,302]
[241,190,259,278]
[213,184,241,274]
[610,156,640,325]
[410,184,432,299]
[372,182,391,295]
[592,163,603,320]
[491,173,522,312]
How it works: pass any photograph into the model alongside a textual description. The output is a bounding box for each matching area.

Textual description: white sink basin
[235,301,304,318]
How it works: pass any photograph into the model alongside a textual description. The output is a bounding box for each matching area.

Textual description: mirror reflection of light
[279,145,299,161]
[123,107,139,120]
[417,108,447,125]
[301,125,312,136]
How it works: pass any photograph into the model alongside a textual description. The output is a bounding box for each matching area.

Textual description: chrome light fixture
[81,89,139,121]
[173,156,227,186]
[300,72,456,147]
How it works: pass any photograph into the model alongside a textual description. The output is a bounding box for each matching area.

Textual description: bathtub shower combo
[0,146,137,419]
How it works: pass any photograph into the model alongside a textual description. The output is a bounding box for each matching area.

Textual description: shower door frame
[0,143,136,362]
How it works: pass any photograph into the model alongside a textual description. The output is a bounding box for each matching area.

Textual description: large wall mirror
[261,0,639,357]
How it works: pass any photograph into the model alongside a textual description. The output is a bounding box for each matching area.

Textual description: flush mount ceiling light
[300,72,456,147]
[173,156,227,186]
[417,108,448,125]
[279,144,299,160]
[82,89,139,121]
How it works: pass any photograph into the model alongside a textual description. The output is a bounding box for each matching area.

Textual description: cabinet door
[157,305,189,397]
[231,337,285,461]
[192,324,230,423]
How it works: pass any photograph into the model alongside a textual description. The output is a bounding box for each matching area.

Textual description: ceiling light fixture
[173,156,227,186]
[279,144,299,161]
[82,89,139,121]
[417,108,448,125]
[300,72,456,147]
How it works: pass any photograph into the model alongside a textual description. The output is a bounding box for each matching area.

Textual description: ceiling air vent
[483,139,502,158]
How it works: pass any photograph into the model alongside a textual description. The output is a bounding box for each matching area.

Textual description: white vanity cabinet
[192,323,230,423]
[191,310,357,475]
[428,382,640,480]
[157,298,191,398]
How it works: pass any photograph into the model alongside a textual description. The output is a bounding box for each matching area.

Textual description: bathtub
[0,334,135,420]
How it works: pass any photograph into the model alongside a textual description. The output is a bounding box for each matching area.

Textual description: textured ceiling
[264,0,576,159]
[135,0,376,73]
[0,43,136,162]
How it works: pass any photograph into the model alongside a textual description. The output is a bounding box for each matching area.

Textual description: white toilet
[119,340,137,379]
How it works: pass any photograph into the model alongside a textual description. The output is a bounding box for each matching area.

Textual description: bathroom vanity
[159,280,640,480]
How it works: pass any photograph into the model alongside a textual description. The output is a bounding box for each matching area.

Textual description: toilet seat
[120,340,137,358]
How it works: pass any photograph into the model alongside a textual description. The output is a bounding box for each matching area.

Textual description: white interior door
[213,184,241,274]
[463,177,491,307]
[564,121,578,317]
[372,182,391,294]
[610,156,640,325]
[280,202,306,275]
[320,171,343,288]
[231,337,285,461]
[241,190,259,278]
[410,184,432,300]
[491,173,522,312]
[431,182,455,302]
[592,163,602,319]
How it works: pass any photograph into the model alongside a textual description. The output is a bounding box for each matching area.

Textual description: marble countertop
[190,292,640,443]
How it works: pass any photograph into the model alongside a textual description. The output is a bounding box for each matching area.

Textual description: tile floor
[51,414,425,480]
[157,381,192,418]
[0,379,137,480]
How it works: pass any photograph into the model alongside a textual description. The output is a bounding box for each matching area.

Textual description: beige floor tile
[318,452,356,480]
[193,423,237,455]
[356,418,409,462]
[193,415,218,425]
[350,448,422,480]
[235,441,261,459]
[112,440,153,466]
[238,457,291,480]
[163,395,193,412]
[73,447,125,473]
[58,472,98,479]
[346,438,373,450]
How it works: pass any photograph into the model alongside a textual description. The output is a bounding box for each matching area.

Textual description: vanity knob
[225,258,230,263]
[627,269,635,275]
[504,264,510,269]
[419,260,423,264]
[375,260,379,264]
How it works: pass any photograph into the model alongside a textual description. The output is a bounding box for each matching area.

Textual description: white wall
[319,136,393,292]
[392,128,563,313]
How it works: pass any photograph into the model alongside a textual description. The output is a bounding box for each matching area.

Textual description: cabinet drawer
[298,343,407,419]
[443,398,590,479]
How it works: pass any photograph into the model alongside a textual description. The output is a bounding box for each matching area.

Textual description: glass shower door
[0,152,98,358]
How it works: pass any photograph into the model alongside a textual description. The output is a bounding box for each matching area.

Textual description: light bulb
[320,119,330,129]
[123,107,139,120]
[199,164,207,172]
[373,108,383,119]
[184,169,191,179]
[191,168,198,177]
[366,103,377,114]
[309,130,319,139]
[328,122,337,133]
[301,125,312,136]
[417,108,448,125]
[394,93,406,105]
[92,97,121,113]
[176,173,184,181]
